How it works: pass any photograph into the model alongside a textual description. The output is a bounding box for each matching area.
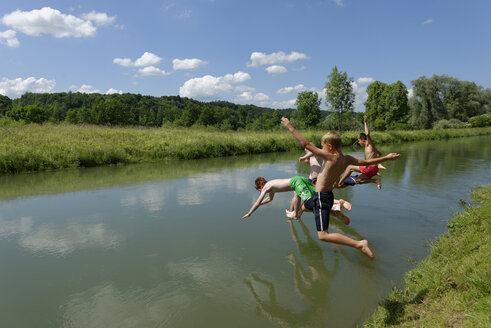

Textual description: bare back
[263,178,293,193]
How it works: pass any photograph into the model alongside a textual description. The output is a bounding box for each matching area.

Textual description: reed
[2,123,491,174]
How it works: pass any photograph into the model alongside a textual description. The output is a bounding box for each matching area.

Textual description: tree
[325,66,354,131]
[296,91,322,128]
[365,80,409,130]
[0,95,12,116]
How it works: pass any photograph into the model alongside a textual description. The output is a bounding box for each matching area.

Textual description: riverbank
[364,185,491,328]
[2,124,491,174]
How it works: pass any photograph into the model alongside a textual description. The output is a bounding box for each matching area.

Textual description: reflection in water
[244,218,341,327]
[0,216,120,255]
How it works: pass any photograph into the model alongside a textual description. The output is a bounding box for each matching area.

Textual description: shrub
[433,119,467,130]
[469,113,491,127]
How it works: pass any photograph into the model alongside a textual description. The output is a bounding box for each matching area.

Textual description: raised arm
[242,188,272,219]
[281,117,326,158]
[349,153,400,166]
[364,115,370,137]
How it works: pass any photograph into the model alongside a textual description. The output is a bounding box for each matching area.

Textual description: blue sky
[1,0,490,110]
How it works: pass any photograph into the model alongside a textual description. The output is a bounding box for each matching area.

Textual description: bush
[469,113,491,127]
[0,116,25,126]
[433,119,467,130]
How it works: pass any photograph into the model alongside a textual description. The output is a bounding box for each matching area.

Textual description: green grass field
[364,185,491,328]
[2,123,491,174]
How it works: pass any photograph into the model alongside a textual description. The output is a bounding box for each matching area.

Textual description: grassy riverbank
[364,185,491,328]
[2,124,491,174]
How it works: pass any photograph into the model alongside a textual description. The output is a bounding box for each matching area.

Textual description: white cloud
[333,0,344,7]
[235,91,270,103]
[234,85,255,92]
[0,29,19,47]
[138,66,171,76]
[423,18,433,25]
[113,52,163,67]
[356,77,375,85]
[113,58,132,67]
[105,88,123,95]
[408,88,414,98]
[247,51,309,67]
[77,84,100,94]
[177,9,192,19]
[1,7,97,38]
[277,84,306,94]
[0,77,55,98]
[265,65,287,75]
[179,71,251,99]
[172,58,207,70]
[295,66,308,72]
[272,99,297,109]
[351,81,369,105]
[81,11,116,26]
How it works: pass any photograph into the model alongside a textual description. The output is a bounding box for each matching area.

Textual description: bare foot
[378,164,386,170]
[285,209,299,220]
[359,240,374,260]
[376,179,382,190]
[339,199,352,211]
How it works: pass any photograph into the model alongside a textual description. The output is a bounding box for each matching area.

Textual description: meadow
[364,185,491,327]
[2,123,491,174]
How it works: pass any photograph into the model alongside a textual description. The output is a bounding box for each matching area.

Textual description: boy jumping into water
[286,149,352,224]
[338,115,386,189]
[281,117,400,260]
[241,176,315,219]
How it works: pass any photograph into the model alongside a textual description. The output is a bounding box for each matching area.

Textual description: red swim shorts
[359,165,379,178]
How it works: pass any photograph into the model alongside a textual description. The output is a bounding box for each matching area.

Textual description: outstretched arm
[242,188,273,219]
[364,115,370,136]
[349,153,400,166]
[281,117,326,158]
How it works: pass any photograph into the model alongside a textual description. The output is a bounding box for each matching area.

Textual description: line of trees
[1,71,489,130]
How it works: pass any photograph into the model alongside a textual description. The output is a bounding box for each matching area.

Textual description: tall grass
[364,185,491,327]
[2,123,491,174]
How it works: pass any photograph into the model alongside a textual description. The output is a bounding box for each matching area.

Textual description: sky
[0,0,490,111]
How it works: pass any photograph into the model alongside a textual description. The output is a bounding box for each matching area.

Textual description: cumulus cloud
[105,88,123,95]
[0,7,104,38]
[138,66,171,76]
[277,84,306,94]
[0,29,19,47]
[172,58,207,70]
[272,99,297,109]
[351,77,375,105]
[247,51,309,67]
[81,11,116,26]
[423,18,433,25]
[76,84,100,94]
[0,77,55,98]
[235,91,270,103]
[265,65,287,75]
[407,88,414,98]
[113,52,163,67]
[179,71,251,99]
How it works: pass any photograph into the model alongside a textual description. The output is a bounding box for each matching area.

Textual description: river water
[1,135,490,328]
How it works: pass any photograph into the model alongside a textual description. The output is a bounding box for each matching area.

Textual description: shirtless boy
[281,117,400,260]
[338,115,386,189]
[287,149,352,224]
[241,176,315,219]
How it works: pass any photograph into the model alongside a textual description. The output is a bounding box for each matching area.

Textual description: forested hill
[0,92,309,130]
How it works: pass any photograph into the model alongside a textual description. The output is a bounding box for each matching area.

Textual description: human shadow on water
[243,218,342,327]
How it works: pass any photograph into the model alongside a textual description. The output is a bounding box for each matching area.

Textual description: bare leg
[286,193,302,219]
[378,164,386,170]
[338,199,352,211]
[330,210,350,225]
[317,231,374,260]
[338,165,360,188]
[355,174,382,190]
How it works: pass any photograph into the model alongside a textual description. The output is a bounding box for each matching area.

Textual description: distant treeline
[0,74,490,130]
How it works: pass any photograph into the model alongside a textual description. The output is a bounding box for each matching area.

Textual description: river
[1,135,490,327]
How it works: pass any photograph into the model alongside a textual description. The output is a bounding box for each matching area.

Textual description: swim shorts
[303,197,314,211]
[313,191,334,231]
[290,176,315,202]
[343,175,358,186]
[359,165,379,178]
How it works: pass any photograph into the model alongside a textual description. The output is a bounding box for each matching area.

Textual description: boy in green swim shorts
[241,176,315,219]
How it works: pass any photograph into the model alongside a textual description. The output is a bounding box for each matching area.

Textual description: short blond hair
[321,131,342,149]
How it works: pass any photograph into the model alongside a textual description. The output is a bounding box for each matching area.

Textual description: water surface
[1,136,490,327]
